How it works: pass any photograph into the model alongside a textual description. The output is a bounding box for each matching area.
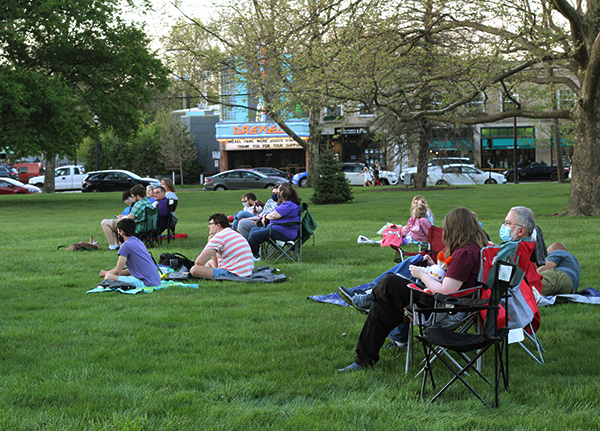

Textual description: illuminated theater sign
[216,121,309,151]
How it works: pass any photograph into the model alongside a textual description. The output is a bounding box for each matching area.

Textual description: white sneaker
[252,256,261,262]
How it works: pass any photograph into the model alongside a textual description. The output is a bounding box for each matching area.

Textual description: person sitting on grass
[190,213,254,279]
[99,218,161,288]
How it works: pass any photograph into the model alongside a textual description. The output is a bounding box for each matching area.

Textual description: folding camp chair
[403,282,483,375]
[162,198,178,244]
[416,259,518,408]
[393,226,444,262]
[261,202,316,262]
[480,241,545,364]
[138,206,159,247]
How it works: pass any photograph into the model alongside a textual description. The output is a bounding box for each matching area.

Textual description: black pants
[354,273,424,366]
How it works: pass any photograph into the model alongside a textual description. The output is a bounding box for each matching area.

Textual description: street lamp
[94,115,99,171]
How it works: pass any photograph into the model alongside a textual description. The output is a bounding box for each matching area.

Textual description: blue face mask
[271,193,279,201]
[499,224,513,242]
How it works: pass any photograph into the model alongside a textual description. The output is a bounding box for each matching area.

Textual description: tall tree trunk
[416,119,430,189]
[43,154,56,193]
[305,107,322,187]
[562,106,600,215]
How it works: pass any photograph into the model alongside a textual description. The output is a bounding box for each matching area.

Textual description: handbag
[158,252,195,270]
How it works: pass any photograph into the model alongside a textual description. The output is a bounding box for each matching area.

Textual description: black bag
[169,214,178,231]
[159,252,195,270]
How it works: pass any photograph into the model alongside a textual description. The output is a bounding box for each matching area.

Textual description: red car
[0,178,41,194]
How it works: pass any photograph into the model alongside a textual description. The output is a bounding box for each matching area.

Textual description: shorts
[118,275,147,288]
[212,268,236,278]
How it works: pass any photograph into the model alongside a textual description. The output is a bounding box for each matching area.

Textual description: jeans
[232,210,255,230]
[248,226,294,258]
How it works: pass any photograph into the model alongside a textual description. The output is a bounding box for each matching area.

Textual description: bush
[310,152,353,204]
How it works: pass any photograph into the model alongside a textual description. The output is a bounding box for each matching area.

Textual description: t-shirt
[271,201,301,240]
[205,228,254,277]
[155,198,169,231]
[444,242,482,290]
[121,206,132,216]
[118,236,161,286]
[547,249,581,292]
[130,197,154,233]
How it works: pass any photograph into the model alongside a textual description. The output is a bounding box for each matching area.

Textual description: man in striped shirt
[190,213,254,279]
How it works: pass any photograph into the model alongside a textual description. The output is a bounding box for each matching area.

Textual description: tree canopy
[1,0,171,190]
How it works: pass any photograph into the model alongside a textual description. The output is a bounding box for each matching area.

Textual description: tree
[311,152,353,204]
[322,0,597,215]
[163,0,367,187]
[0,0,171,192]
[156,111,198,185]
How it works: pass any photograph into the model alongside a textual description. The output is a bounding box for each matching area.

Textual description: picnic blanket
[191,266,287,283]
[538,288,600,307]
[86,279,199,295]
[307,255,421,306]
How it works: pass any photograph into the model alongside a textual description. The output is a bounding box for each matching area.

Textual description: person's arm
[537,260,557,273]
[266,210,282,220]
[409,265,463,294]
[194,247,217,267]
[100,255,129,279]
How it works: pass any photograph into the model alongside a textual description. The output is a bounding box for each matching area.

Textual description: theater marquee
[220,137,306,151]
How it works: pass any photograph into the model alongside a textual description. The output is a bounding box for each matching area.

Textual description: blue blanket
[307,255,421,306]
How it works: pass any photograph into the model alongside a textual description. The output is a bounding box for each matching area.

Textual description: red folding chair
[393,226,445,262]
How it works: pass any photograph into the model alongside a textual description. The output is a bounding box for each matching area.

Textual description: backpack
[158,252,195,271]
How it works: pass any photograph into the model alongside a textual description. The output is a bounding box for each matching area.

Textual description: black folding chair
[415,259,518,408]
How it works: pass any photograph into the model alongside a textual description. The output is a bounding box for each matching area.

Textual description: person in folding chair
[247,186,301,261]
[338,207,488,372]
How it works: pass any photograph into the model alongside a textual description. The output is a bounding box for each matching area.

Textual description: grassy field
[1,183,599,430]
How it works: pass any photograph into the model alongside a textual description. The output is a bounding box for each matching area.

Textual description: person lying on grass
[99,218,162,288]
[190,213,254,279]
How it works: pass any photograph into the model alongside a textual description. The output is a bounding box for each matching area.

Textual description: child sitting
[410,195,434,225]
[401,202,432,244]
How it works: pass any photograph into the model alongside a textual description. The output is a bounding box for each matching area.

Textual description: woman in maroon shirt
[339,207,489,371]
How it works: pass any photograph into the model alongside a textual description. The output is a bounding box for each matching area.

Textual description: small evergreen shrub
[310,152,354,204]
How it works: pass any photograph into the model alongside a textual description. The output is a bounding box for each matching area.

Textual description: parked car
[401,158,474,182]
[292,162,399,187]
[0,177,41,194]
[203,169,286,191]
[503,162,570,182]
[252,167,292,182]
[11,162,44,183]
[28,165,87,190]
[428,164,506,186]
[81,170,160,192]
[0,165,19,180]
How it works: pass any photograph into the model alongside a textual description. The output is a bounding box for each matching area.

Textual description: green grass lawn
[1,184,599,430]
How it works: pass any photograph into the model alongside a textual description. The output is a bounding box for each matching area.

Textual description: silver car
[203,169,286,191]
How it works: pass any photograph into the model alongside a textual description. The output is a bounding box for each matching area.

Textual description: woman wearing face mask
[338,207,488,372]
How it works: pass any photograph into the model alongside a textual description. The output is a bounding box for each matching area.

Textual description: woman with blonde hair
[410,195,434,225]
[338,207,488,371]
[160,178,178,201]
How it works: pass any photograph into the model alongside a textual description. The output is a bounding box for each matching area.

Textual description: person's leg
[354,274,415,366]
[101,219,119,248]
[540,268,572,295]
[248,227,271,257]
[232,211,254,230]
[190,264,213,279]
[238,218,257,240]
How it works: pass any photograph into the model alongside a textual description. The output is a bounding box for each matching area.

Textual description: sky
[125,0,214,51]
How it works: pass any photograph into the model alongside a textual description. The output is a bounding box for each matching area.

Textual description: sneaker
[385,340,408,349]
[336,362,365,373]
[108,244,119,250]
[338,286,355,307]
[252,256,261,262]
[351,292,373,313]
